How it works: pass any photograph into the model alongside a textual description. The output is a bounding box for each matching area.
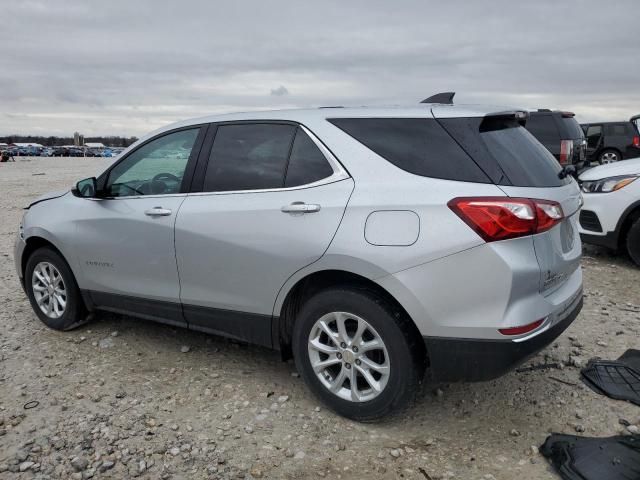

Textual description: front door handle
[144,207,172,217]
[281,202,321,214]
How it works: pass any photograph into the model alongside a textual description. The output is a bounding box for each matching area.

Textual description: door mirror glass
[75,177,97,198]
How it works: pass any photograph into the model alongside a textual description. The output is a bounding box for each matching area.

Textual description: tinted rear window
[438,118,570,187]
[203,124,296,192]
[605,123,631,136]
[525,114,559,142]
[560,117,584,139]
[328,118,490,183]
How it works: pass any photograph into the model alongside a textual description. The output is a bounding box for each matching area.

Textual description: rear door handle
[281,202,321,214]
[144,207,172,217]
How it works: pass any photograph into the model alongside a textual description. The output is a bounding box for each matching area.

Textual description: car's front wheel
[626,216,640,267]
[293,287,423,421]
[25,247,87,330]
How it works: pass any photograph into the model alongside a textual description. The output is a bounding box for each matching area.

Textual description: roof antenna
[420,92,455,105]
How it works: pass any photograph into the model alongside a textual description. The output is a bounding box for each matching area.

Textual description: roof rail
[420,92,455,105]
[537,109,552,112]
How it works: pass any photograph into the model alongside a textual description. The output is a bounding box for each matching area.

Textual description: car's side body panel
[175,178,355,317]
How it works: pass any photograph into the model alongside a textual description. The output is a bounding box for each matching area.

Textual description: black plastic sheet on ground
[540,434,640,480]
[581,349,640,406]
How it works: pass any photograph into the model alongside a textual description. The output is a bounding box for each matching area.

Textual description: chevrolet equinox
[15,100,584,420]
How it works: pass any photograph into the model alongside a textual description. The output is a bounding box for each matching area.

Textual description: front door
[73,127,203,326]
[175,123,353,345]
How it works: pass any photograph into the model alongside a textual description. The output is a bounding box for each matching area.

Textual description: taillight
[633,136,640,148]
[559,140,574,165]
[448,197,564,242]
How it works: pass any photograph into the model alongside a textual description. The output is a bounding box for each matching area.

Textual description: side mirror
[74,177,98,198]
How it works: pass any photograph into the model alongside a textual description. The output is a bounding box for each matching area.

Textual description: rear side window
[438,118,570,187]
[328,118,490,183]
[285,129,334,187]
[605,123,630,136]
[525,114,559,142]
[203,124,296,192]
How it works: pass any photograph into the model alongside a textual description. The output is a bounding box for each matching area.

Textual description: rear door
[433,110,582,295]
[175,122,353,346]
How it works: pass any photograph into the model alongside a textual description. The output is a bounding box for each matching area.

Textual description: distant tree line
[0,135,138,147]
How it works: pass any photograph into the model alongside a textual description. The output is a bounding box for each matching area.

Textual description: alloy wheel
[307,311,390,402]
[32,261,67,319]
[600,152,619,164]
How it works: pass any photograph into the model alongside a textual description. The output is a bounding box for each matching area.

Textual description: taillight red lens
[559,140,573,165]
[633,136,640,148]
[534,200,564,233]
[499,318,545,336]
[448,197,564,242]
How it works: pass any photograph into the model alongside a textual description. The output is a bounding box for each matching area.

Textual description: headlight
[580,175,638,193]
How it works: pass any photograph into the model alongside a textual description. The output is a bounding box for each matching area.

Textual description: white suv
[16,102,583,420]
[578,158,640,265]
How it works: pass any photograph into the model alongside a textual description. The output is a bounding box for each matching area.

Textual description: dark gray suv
[581,117,640,164]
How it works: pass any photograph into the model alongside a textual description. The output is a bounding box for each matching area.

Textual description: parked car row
[0,146,125,157]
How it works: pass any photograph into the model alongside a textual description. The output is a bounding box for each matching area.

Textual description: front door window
[107,128,200,197]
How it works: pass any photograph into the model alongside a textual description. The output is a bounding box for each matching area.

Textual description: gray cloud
[0,0,637,135]
[270,86,290,97]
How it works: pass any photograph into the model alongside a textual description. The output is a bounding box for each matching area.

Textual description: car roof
[580,121,631,126]
[139,103,519,141]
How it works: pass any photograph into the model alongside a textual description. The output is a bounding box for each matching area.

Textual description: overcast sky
[1,0,637,136]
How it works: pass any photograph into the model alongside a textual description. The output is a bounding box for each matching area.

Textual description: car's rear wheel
[293,287,422,421]
[25,247,87,330]
[599,149,621,164]
[625,216,640,267]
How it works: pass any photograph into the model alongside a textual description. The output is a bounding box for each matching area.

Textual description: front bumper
[424,293,583,382]
[14,234,26,287]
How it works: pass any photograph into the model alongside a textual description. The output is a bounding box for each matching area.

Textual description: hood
[579,158,640,181]
[26,189,69,209]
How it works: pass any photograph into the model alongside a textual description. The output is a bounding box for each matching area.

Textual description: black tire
[293,287,423,421]
[626,216,640,267]
[24,247,87,331]
[598,149,621,164]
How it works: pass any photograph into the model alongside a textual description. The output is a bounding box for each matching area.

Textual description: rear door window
[605,123,630,136]
[284,129,335,187]
[328,118,490,183]
[203,124,296,192]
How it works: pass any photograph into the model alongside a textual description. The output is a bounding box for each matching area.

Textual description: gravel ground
[1,157,639,480]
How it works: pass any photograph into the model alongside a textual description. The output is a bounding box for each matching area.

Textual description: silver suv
[15,102,584,420]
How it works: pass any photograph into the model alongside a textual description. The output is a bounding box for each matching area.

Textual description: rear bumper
[424,294,583,382]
